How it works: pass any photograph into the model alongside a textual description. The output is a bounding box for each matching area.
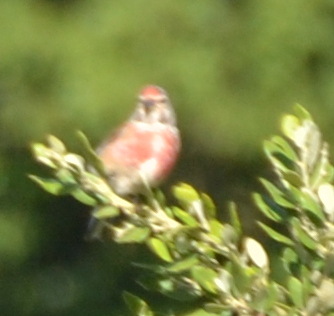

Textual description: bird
[86,85,180,240]
[97,85,181,196]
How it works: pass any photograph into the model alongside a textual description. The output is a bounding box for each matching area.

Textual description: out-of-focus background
[1,1,334,315]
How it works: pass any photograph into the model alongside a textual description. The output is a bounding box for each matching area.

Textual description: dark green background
[1,1,334,315]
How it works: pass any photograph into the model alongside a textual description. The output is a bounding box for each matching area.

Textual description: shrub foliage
[31,105,334,316]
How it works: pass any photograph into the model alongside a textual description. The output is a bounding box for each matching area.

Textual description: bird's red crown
[140,85,165,99]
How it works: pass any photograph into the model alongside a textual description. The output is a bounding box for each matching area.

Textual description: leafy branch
[30,105,334,316]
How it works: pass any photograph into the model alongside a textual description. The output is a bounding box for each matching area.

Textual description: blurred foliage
[30,105,334,315]
[2,0,334,315]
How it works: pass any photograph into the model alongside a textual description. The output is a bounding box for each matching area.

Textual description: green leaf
[288,276,304,308]
[281,170,303,187]
[173,183,200,204]
[208,219,224,239]
[221,224,238,247]
[260,178,295,209]
[282,247,298,273]
[76,130,106,178]
[293,104,312,121]
[301,265,313,302]
[265,282,281,311]
[31,143,57,168]
[114,226,150,243]
[229,260,252,295]
[271,136,299,162]
[167,255,199,273]
[172,206,199,227]
[228,201,242,237]
[310,152,334,189]
[250,282,280,311]
[153,190,166,207]
[174,233,193,254]
[191,265,218,294]
[258,222,294,246]
[92,206,120,219]
[200,193,216,219]
[64,154,85,173]
[266,154,293,175]
[123,292,154,316]
[138,274,202,301]
[281,114,300,140]
[264,138,298,175]
[71,189,97,206]
[187,307,221,316]
[147,238,173,262]
[55,168,76,184]
[300,190,325,222]
[47,135,66,154]
[204,304,231,314]
[154,277,202,301]
[253,193,286,222]
[291,218,318,250]
[29,175,67,195]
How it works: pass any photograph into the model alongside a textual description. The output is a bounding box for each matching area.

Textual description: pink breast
[98,122,180,182]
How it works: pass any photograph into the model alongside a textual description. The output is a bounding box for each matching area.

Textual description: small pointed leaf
[291,218,318,250]
[147,238,173,262]
[76,130,106,177]
[271,136,299,162]
[229,202,242,237]
[115,226,150,244]
[221,224,238,247]
[253,193,285,222]
[260,178,294,209]
[64,154,85,172]
[92,206,120,219]
[258,222,294,246]
[204,304,231,313]
[173,183,200,204]
[230,260,252,294]
[31,143,57,168]
[172,207,199,227]
[191,266,218,294]
[200,193,216,219]
[288,277,304,308]
[167,256,199,273]
[282,247,298,273]
[72,189,97,206]
[29,175,66,195]
[123,292,153,316]
[281,114,300,140]
[300,190,325,222]
[47,135,66,154]
[293,104,312,121]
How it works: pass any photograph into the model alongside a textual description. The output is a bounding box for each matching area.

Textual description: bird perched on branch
[87,85,180,239]
[97,85,181,196]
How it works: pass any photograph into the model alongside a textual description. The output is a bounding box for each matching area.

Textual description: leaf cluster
[30,105,334,316]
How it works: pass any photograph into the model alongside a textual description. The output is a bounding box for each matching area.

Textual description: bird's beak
[142,99,156,111]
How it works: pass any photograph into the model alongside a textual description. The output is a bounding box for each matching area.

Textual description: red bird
[97,85,181,196]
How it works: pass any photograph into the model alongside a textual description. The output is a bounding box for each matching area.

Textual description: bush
[30,105,334,316]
